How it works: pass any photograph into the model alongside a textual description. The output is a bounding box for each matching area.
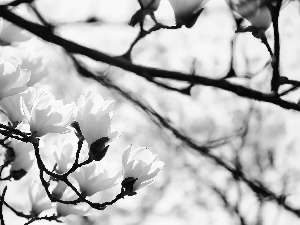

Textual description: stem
[271,0,283,93]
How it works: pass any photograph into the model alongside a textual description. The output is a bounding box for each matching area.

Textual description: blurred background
[1,0,300,224]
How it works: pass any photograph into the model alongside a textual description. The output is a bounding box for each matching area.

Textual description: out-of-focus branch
[211,185,247,225]
[270,0,283,92]
[0,7,300,111]
[70,57,300,218]
[279,78,300,96]
[4,0,34,7]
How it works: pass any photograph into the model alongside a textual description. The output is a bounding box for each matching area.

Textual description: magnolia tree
[0,0,300,225]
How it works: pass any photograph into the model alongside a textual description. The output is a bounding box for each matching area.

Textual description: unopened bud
[89,137,110,161]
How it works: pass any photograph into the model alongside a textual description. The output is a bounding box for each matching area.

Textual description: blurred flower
[21,92,75,137]
[227,0,291,29]
[0,55,31,100]
[28,181,53,216]
[8,138,34,175]
[52,180,68,199]
[122,146,164,193]
[72,162,119,197]
[168,0,210,28]
[0,18,32,45]
[52,141,76,199]
[0,87,35,126]
[21,55,48,86]
[53,142,76,174]
[56,189,89,217]
[140,0,161,11]
[76,93,120,160]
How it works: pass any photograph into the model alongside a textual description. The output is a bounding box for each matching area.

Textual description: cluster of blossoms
[137,0,291,30]
[0,19,164,221]
[0,57,164,218]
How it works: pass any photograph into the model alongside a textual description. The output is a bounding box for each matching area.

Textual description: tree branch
[0,7,299,111]
[70,57,300,218]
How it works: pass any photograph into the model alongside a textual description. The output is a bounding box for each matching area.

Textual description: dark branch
[0,7,299,111]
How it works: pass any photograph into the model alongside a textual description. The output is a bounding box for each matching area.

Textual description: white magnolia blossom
[53,142,76,174]
[28,181,53,216]
[56,189,89,217]
[21,92,75,137]
[140,0,161,10]
[72,162,119,196]
[22,55,48,86]
[0,87,35,125]
[9,138,34,172]
[0,18,32,45]
[0,55,31,100]
[52,180,68,199]
[76,93,119,147]
[227,0,291,29]
[122,146,164,192]
[168,0,210,28]
[52,141,76,198]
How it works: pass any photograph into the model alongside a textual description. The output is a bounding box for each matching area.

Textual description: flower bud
[89,136,110,161]
[246,6,271,29]
[168,0,210,28]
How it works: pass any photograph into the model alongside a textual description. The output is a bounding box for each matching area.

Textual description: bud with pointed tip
[89,136,110,161]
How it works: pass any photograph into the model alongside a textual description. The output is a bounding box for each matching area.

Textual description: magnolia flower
[52,142,76,198]
[21,92,75,137]
[56,189,89,217]
[0,87,35,125]
[0,55,31,100]
[21,54,49,86]
[227,0,291,29]
[28,181,53,216]
[9,138,34,177]
[168,0,210,28]
[53,142,76,174]
[122,146,164,193]
[76,93,120,160]
[52,180,68,199]
[72,162,119,197]
[140,0,161,11]
[0,18,32,45]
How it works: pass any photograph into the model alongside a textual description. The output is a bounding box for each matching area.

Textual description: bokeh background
[1,0,300,224]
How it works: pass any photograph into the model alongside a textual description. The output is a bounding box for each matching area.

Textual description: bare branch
[0,8,299,111]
